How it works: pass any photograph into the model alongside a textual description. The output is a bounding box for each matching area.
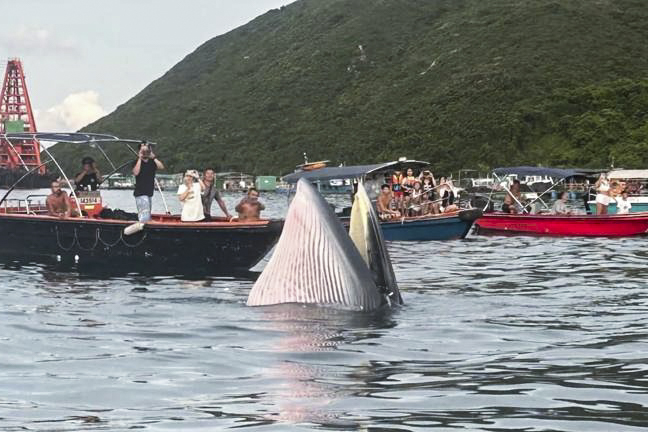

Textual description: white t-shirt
[616,197,632,214]
[177,183,205,222]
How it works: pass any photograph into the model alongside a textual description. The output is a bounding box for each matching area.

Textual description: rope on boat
[76,228,100,251]
[55,224,148,251]
[120,231,148,248]
[54,225,76,252]
[97,229,123,247]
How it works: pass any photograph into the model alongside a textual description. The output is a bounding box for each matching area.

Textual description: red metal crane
[0,58,44,173]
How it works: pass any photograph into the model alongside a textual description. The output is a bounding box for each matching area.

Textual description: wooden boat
[0,133,283,274]
[283,160,482,241]
[377,209,481,241]
[475,212,648,237]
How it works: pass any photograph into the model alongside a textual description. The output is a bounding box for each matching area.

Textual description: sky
[0,0,296,132]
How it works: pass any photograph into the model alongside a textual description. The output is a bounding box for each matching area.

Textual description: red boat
[475,212,648,237]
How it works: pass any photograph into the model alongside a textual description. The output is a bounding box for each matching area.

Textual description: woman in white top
[594,173,610,215]
[616,190,632,215]
[177,170,205,222]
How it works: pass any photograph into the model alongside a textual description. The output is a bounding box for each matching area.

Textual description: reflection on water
[1,191,648,430]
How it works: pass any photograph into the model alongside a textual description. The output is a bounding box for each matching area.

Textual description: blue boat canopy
[282,160,429,184]
[493,166,586,179]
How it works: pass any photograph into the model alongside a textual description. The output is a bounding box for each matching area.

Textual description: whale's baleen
[247,178,401,310]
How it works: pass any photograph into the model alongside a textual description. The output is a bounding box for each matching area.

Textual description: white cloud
[2,25,79,55]
[35,91,107,132]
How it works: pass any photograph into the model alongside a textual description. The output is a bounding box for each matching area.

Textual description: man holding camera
[132,142,164,222]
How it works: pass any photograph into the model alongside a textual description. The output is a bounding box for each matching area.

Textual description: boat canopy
[1,132,141,144]
[608,170,648,180]
[282,160,429,184]
[493,166,586,179]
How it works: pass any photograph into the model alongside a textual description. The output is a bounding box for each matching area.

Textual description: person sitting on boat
[551,191,572,215]
[502,179,522,214]
[391,170,404,212]
[46,180,74,218]
[377,184,401,220]
[616,190,632,214]
[132,142,165,223]
[201,168,232,221]
[594,173,610,215]
[421,176,440,214]
[178,170,205,222]
[408,181,425,216]
[74,157,102,192]
[437,177,457,213]
[236,188,265,222]
[419,170,436,188]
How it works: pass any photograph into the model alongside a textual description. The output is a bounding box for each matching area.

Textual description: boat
[0,133,283,274]
[474,166,648,237]
[282,160,482,241]
[586,169,648,214]
[377,209,482,241]
[475,212,648,237]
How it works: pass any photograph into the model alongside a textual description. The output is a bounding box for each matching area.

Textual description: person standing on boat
[46,180,74,218]
[391,170,404,213]
[178,170,205,222]
[201,168,232,221]
[74,157,102,192]
[594,173,610,215]
[132,142,164,223]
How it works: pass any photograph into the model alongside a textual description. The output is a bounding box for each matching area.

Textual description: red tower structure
[0,59,44,172]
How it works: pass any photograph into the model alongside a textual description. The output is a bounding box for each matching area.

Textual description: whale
[247,178,401,311]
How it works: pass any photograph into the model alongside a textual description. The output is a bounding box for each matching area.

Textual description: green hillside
[54,0,648,176]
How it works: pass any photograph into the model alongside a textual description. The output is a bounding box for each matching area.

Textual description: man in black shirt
[132,142,165,222]
[74,157,102,191]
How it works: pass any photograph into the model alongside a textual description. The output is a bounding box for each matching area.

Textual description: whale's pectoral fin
[247,179,384,310]
[349,183,402,306]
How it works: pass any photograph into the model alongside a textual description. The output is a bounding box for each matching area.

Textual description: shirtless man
[235,188,265,222]
[46,180,73,218]
[377,184,400,219]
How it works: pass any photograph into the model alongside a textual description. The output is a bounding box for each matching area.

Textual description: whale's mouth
[247,179,400,311]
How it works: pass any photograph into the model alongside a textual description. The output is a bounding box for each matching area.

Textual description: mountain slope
[56,0,648,175]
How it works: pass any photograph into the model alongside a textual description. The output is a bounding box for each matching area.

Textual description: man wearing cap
[74,157,102,192]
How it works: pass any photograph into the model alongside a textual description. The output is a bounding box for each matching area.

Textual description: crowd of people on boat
[46,143,265,223]
[496,172,635,216]
[376,168,459,220]
[593,173,633,215]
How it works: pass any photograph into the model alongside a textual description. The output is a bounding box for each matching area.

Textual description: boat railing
[3,198,29,214]
[25,194,48,215]
[1,195,48,215]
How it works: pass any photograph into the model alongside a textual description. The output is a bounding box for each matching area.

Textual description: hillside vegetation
[53,0,648,175]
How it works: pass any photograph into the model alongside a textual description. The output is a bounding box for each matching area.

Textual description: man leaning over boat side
[46,180,74,218]
[132,142,164,223]
[201,168,232,221]
[235,188,265,222]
